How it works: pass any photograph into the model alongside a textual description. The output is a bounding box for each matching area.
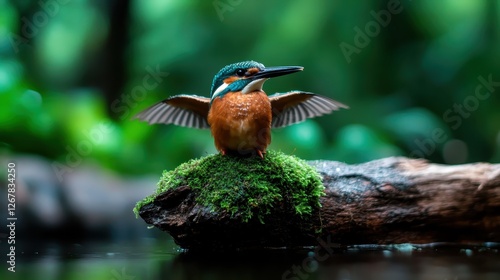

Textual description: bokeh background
[0,0,500,279]
[2,0,500,172]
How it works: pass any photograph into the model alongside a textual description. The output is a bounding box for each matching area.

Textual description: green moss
[134,150,324,222]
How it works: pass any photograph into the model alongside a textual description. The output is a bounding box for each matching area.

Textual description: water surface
[2,237,500,280]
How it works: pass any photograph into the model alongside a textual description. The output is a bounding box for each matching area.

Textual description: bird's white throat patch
[213,78,268,98]
[242,78,268,94]
[212,82,228,98]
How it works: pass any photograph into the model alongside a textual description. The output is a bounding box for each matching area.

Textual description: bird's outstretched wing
[269,91,348,128]
[133,94,211,129]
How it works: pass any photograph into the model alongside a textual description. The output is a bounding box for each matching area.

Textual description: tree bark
[139,157,500,250]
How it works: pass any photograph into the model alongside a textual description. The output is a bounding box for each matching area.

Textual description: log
[139,157,500,250]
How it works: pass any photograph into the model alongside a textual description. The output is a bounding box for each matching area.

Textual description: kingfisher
[133,61,348,158]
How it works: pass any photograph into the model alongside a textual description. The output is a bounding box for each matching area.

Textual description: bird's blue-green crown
[210,61,265,98]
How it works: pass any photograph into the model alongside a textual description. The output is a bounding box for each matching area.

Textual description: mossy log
[138,156,500,250]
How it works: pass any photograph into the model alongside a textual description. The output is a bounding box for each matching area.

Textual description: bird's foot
[256,149,265,159]
[219,148,265,158]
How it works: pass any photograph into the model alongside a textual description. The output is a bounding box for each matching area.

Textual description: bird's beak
[252,66,304,80]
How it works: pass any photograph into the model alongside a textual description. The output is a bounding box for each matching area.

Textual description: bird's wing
[133,94,211,129]
[269,91,348,128]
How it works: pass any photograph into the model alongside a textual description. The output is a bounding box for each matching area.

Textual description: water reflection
[3,237,500,280]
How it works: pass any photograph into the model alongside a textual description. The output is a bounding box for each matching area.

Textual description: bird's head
[209,61,303,100]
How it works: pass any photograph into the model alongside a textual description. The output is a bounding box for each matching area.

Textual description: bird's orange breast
[207,91,272,155]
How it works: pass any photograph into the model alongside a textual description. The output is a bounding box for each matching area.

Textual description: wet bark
[139,157,500,250]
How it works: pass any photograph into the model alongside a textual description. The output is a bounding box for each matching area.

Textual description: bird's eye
[235,69,246,77]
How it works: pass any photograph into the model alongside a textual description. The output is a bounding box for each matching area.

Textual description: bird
[133,61,348,158]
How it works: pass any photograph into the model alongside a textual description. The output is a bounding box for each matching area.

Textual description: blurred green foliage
[0,0,499,176]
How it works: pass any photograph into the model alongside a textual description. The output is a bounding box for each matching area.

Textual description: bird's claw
[256,150,264,159]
